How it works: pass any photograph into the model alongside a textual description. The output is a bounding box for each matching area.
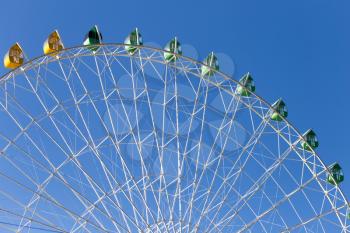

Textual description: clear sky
[0,0,349,199]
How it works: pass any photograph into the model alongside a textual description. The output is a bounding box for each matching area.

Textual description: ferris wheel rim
[1,42,348,212]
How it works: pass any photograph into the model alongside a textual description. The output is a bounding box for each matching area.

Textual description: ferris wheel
[0,25,348,233]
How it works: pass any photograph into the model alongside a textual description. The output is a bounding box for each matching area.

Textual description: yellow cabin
[4,43,24,69]
[43,30,64,56]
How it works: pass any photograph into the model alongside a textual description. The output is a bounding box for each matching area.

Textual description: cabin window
[249,80,255,89]
[10,49,21,63]
[308,136,315,145]
[130,34,137,44]
[283,106,287,113]
[170,42,176,51]
[89,31,98,39]
[246,81,252,89]
[49,37,59,50]
[49,37,57,43]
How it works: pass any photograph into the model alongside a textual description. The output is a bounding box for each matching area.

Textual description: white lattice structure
[0,44,347,232]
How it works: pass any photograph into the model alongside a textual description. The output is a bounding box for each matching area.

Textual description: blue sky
[0,0,349,199]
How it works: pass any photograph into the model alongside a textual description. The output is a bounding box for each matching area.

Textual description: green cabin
[301,129,319,151]
[327,163,344,185]
[83,25,102,51]
[236,73,255,96]
[163,37,182,62]
[201,52,219,76]
[124,28,143,55]
[270,99,288,121]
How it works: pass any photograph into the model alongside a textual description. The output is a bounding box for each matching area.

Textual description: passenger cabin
[4,43,24,69]
[301,129,319,151]
[236,73,255,96]
[270,99,288,121]
[124,28,143,55]
[201,52,219,76]
[327,163,344,185]
[164,37,182,62]
[83,25,102,51]
[43,30,64,56]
